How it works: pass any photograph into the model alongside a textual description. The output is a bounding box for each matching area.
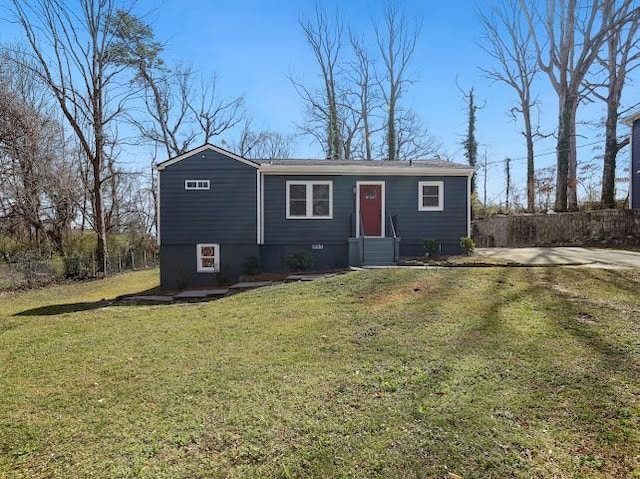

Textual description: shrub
[286,251,312,272]
[423,239,439,256]
[243,256,261,276]
[460,236,475,255]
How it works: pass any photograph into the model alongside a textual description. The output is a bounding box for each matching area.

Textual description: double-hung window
[418,181,444,211]
[185,179,210,190]
[196,244,219,272]
[286,181,333,219]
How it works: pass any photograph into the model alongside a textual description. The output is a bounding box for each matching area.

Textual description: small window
[286,181,333,219]
[196,243,219,272]
[418,181,444,211]
[185,179,210,190]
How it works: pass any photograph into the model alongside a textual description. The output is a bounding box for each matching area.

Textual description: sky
[1,0,637,203]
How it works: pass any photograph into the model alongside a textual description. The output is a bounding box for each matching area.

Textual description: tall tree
[479,0,539,212]
[109,13,243,158]
[347,32,381,160]
[11,0,137,272]
[584,1,639,208]
[504,157,512,210]
[374,1,422,161]
[461,87,480,194]
[519,0,634,211]
[294,4,343,160]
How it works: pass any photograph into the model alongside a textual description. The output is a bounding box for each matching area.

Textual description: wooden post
[131,250,135,270]
[143,249,147,268]
[118,254,122,273]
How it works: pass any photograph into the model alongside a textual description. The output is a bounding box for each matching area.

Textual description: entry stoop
[348,237,400,266]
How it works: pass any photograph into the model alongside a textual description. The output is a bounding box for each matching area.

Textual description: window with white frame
[196,243,219,272]
[286,181,333,219]
[185,179,210,190]
[418,181,444,211]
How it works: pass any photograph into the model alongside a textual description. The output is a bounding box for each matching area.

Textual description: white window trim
[418,181,444,212]
[196,243,220,273]
[185,179,210,190]
[356,181,386,238]
[285,180,333,219]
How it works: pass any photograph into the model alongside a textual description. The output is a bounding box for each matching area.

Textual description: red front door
[359,184,382,236]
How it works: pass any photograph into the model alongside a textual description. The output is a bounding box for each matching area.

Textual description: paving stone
[123,295,174,302]
[228,281,273,289]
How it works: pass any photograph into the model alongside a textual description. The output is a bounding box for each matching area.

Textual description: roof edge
[154,143,259,170]
[622,110,640,126]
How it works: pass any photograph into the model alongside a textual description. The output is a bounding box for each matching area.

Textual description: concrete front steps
[349,237,400,266]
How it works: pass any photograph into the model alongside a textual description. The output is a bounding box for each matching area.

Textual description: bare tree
[109,13,244,158]
[0,47,79,253]
[231,120,296,160]
[504,157,512,210]
[519,0,635,211]
[479,0,540,212]
[460,86,481,194]
[294,3,343,159]
[394,109,441,160]
[374,1,422,161]
[584,1,640,208]
[10,0,138,272]
[346,32,382,160]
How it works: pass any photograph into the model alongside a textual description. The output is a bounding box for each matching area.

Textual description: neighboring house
[624,111,640,209]
[155,144,475,290]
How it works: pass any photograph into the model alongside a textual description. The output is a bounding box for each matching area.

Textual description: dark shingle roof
[254,158,471,169]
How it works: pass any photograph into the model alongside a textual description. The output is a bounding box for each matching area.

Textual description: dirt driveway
[476,247,640,269]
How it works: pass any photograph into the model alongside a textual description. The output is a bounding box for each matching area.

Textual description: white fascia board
[259,165,475,176]
[155,144,259,170]
[622,111,640,126]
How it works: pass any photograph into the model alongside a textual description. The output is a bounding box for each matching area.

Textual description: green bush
[423,239,440,256]
[243,256,261,276]
[460,236,475,256]
[286,251,312,272]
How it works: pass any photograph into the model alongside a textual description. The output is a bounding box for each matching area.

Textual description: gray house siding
[261,174,468,270]
[159,149,258,289]
[633,119,640,209]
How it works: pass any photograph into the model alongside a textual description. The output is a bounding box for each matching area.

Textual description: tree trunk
[387,92,396,161]
[555,95,573,211]
[601,87,619,209]
[568,115,578,210]
[523,107,535,213]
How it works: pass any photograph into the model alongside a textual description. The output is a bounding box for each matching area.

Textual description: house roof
[622,110,640,126]
[254,158,469,168]
[255,158,474,176]
[155,143,475,176]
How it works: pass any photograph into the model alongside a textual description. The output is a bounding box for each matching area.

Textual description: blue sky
[1,0,637,203]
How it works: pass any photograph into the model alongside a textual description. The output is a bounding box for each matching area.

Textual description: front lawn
[1,267,639,478]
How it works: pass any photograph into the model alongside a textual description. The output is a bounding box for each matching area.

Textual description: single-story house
[155,144,475,290]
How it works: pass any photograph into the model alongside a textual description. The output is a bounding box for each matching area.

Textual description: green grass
[1,267,639,478]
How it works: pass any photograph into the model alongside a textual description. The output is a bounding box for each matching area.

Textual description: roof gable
[155,144,259,170]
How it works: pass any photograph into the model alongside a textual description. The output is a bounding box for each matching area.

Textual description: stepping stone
[174,289,230,299]
[174,290,209,299]
[286,273,333,281]
[123,295,174,302]
[228,281,273,289]
[202,288,230,297]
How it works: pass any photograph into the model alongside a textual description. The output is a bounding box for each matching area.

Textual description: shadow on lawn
[13,286,164,316]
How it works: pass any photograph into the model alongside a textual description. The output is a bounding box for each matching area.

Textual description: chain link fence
[0,249,158,292]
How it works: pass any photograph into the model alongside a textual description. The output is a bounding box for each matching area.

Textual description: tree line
[478,0,640,213]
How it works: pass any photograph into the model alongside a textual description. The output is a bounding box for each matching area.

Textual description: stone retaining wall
[472,209,640,248]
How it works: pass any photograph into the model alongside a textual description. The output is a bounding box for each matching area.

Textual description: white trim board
[356,181,386,238]
[285,180,333,219]
[418,181,444,212]
[155,144,259,170]
[196,243,220,273]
